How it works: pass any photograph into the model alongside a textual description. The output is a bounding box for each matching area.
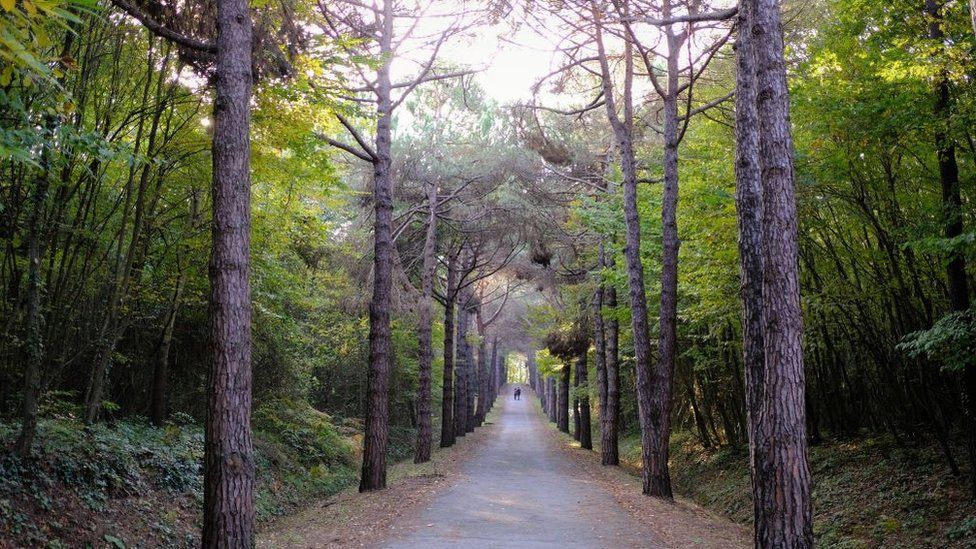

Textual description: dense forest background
[2,0,976,546]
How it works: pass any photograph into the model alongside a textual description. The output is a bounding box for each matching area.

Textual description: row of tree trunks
[84,44,172,424]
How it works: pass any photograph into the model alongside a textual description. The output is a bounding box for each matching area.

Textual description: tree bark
[548,376,557,423]
[576,352,593,450]
[644,2,685,498]
[734,0,770,539]
[465,305,477,433]
[455,283,472,438]
[558,365,570,433]
[970,0,976,38]
[439,254,457,448]
[359,0,395,492]
[593,250,612,463]
[752,0,815,542]
[573,360,581,442]
[202,0,256,540]
[414,182,438,463]
[593,5,656,495]
[604,280,621,465]
[13,118,53,458]
[474,324,488,426]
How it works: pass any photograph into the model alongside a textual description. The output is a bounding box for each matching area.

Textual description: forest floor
[622,429,976,547]
[263,390,748,548]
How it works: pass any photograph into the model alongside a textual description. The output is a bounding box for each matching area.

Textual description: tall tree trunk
[573,360,581,441]
[13,118,53,458]
[970,0,976,38]
[558,366,570,433]
[439,254,457,448]
[359,0,395,492]
[202,0,256,541]
[926,0,976,498]
[577,352,593,450]
[150,265,186,427]
[734,0,769,539]
[548,377,557,423]
[605,280,621,465]
[414,182,438,463]
[752,0,814,543]
[686,380,713,449]
[455,284,471,438]
[474,326,488,426]
[464,307,477,433]
[487,337,498,414]
[644,7,685,499]
[593,6,656,495]
[151,190,199,427]
[593,250,611,463]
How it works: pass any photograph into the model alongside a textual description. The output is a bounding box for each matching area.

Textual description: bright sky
[389,2,572,105]
[440,20,559,104]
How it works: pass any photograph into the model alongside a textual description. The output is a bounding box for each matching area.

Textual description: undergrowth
[621,430,976,548]
[0,400,364,548]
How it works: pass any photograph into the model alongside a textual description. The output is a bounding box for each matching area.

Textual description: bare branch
[316,133,374,162]
[626,7,738,27]
[336,113,378,161]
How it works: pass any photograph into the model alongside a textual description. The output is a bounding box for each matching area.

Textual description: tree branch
[111,0,216,53]
[335,113,378,161]
[316,133,374,163]
[627,7,738,27]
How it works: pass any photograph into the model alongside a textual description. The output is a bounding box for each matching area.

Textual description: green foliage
[898,310,976,372]
[0,0,95,87]
[0,406,360,544]
[252,400,358,519]
[253,398,355,471]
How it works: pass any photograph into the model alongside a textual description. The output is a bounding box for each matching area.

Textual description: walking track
[383,389,663,548]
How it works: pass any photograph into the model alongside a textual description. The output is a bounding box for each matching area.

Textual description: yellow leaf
[0,0,14,12]
[0,66,12,87]
[23,0,35,15]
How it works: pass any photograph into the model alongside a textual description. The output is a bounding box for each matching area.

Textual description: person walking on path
[514,386,521,400]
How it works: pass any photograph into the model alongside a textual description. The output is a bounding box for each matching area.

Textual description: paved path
[383,389,661,548]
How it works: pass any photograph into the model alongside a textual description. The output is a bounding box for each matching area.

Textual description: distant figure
[514,386,521,400]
